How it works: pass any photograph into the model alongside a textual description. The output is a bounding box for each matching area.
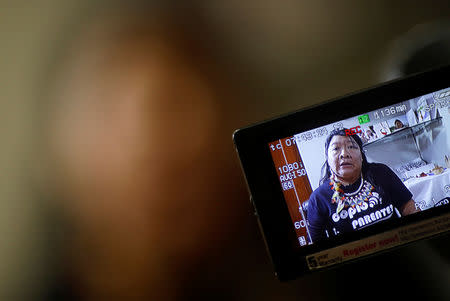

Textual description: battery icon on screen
[358,114,370,125]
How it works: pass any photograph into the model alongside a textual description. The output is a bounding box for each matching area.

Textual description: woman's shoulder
[309,181,333,202]
[366,163,398,183]
[366,162,392,173]
[308,181,333,214]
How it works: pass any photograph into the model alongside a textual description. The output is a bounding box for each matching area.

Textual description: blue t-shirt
[307,163,412,242]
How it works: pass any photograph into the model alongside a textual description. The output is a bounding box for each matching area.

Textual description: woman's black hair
[319,128,386,198]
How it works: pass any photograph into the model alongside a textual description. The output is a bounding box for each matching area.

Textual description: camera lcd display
[269,88,450,248]
[234,66,450,279]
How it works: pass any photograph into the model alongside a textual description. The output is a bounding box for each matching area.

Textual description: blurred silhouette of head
[44,3,247,298]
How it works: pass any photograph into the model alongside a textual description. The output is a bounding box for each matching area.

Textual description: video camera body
[234,66,450,280]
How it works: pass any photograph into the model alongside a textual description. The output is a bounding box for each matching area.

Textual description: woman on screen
[307,128,419,242]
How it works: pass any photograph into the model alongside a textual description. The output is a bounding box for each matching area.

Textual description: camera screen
[269,88,450,247]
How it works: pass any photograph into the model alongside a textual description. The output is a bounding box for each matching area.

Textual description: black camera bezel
[233,65,450,281]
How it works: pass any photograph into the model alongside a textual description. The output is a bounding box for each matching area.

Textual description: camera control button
[250,196,259,216]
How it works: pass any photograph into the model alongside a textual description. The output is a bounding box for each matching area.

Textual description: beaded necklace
[329,176,375,214]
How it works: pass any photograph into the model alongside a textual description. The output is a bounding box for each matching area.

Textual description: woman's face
[327,135,363,184]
